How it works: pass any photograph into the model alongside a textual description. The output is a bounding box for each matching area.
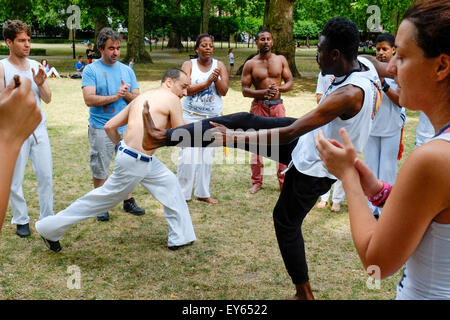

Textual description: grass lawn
[0,42,420,300]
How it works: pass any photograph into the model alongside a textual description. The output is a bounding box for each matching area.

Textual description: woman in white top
[177,34,229,204]
[315,0,450,299]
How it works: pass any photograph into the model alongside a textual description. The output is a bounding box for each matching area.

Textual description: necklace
[332,61,363,86]
[434,122,450,137]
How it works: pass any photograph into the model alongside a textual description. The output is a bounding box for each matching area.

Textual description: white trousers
[176,111,217,200]
[46,67,60,78]
[365,132,401,215]
[10,123,53,225]
[320,180,345,204]
[36,141,196,247]
[177,147,215,200]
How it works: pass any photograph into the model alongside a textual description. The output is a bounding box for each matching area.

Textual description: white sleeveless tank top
[182,58,223,116]
[291,56,381,178]
[396,130,450,300]
[0,58,44,123]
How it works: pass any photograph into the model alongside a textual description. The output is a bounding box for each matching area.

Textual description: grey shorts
[88,126,124,179]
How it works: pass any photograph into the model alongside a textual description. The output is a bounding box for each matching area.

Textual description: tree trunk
[127,0,152,63]
[93,14,108,51]
[264,0,300,77]
[167,30,184,50]
[200,0,212,34]
[167,0,183,50]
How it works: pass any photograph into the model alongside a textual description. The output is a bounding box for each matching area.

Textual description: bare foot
[142,100,167,151]
[248,184,262,194]
[291,282,315,300]
[331,202,341,212]
[195,197,218,204]
[316,200,328,209]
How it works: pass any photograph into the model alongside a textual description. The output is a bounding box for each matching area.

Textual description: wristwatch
[381,79,390,93]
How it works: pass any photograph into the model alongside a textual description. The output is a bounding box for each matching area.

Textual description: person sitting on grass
[41,59,61,78]
[72,56,86,78]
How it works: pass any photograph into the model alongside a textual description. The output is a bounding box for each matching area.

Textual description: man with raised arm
[82,27,144,221]
[36,68,196,253]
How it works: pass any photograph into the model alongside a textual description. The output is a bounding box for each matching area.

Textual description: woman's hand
[315,128,383,197]
[0,75,41,147]
[314,128,359,180]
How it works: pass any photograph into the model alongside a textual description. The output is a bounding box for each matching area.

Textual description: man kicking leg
[36,68,196,252]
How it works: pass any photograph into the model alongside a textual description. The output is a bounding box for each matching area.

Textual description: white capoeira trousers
[36,141,196,247]
[365,132,401,215]
[320,180,345,204]
[177,147,215,200]
[176,111,216,200]
[10,122,53,225]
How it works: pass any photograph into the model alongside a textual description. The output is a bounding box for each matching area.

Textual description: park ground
[0,42,418,300]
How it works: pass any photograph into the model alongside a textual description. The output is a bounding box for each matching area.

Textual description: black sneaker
[123,198,145,216]
[168,241,194,251]
[97,212,110,221]
[16,223,31,237]
[41,236,62,252]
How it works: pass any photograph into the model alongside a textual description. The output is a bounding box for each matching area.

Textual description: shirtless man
[36,68,196,252]
[242,29,293,194]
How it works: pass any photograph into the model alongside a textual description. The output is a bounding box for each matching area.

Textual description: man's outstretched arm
[142,85,364,150]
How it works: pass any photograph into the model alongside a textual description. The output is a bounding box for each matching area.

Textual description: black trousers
[166,112,298,165]
[166,112,335,284]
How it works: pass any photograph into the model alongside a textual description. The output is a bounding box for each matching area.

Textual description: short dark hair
[321,17,360,61]
[256,29,271,40]
[195,34,213,49]
[403,0,449,58]
[97,27,120,50]
[2,20,31,42]
[376,33,395,47]
[78,55,84,60]
[161,68,187,83]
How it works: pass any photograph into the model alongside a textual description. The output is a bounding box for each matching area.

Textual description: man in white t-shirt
[315,73,346,212]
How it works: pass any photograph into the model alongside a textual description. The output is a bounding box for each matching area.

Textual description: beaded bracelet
[368,180,392,208]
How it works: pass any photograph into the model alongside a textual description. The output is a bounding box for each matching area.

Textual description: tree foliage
[0,0,416,42]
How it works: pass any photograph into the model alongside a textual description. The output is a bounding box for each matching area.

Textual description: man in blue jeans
[82,27,145,221]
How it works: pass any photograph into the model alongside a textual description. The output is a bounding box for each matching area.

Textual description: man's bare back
[124,88,184,155]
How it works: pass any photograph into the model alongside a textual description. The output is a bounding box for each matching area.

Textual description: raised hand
[117,79,130,98]
[207,68,221,84]
[0,75,41,146]
[142,100,167,150]
[314,128,359,180]
[32,65,47,86]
